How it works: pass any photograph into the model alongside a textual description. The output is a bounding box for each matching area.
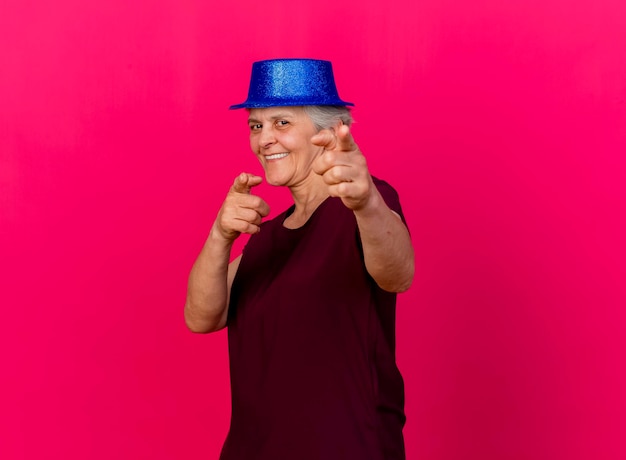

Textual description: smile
[266,153,289,160]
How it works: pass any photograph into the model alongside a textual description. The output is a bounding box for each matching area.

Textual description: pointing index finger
[231,172,263,194]
[335,124,357,152]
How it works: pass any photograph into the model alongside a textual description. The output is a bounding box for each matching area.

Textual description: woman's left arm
[312,125,415,292]
[352,189,414,292]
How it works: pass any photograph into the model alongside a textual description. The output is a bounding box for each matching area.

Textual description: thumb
[231,172,263,194]
[310,129,337,150]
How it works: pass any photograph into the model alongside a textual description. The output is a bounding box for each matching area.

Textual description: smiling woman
[184,58,415,460]
[247,107,322,188]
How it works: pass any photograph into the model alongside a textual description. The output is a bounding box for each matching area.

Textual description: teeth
[266,153,289,160]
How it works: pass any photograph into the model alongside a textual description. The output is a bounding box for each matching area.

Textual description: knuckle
[234,220,249,233]
[331,167,343,183]
[240,208,255,222]
[336,182,350,196]
[245,223,259,234]
[250,195,264,208]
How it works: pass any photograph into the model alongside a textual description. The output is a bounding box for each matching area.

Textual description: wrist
[352,186,384,218]
[207,225,237,248]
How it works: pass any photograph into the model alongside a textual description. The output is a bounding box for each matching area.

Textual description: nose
[258,125,276,149]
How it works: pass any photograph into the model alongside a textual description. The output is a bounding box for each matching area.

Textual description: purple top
[220,177,407,460]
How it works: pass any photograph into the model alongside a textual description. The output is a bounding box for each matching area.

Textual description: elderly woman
[185,59,414,460]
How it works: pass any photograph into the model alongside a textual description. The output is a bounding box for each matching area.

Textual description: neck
[284,178,329,228]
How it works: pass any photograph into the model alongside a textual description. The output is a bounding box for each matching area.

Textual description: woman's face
[248,106,323,187]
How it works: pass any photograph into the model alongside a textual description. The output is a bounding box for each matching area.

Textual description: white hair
[302,105,354,131]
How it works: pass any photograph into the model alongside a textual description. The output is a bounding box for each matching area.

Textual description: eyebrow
[248,113,295,124]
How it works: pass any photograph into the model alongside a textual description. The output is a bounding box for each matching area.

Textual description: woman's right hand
[213,172,270,241]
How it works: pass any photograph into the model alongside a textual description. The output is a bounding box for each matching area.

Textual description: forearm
[184,228,235,333]
[354,190,415,292]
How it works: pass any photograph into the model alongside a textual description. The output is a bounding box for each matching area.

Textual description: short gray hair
[302,105,354,131]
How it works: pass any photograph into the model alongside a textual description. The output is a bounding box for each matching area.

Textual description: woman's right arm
[184,173,269,333]
[184,235,241,333]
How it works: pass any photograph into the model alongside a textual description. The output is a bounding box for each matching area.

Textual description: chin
[265,176,285,187]
[264,175,288,187]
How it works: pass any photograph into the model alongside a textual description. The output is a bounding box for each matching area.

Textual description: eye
[276,120,289,127]
[249,123,262,132]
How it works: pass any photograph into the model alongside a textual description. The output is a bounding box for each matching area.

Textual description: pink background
[2,0,625,459]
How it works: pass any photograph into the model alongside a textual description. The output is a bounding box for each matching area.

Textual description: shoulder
[372,176,396,190]
[371,176,403,214]
[372,176,400,197]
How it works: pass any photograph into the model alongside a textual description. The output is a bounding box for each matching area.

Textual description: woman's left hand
[311,125,374,211]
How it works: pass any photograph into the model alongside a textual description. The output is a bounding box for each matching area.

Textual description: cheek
[282,133,307,152]
[249,136,258,152]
